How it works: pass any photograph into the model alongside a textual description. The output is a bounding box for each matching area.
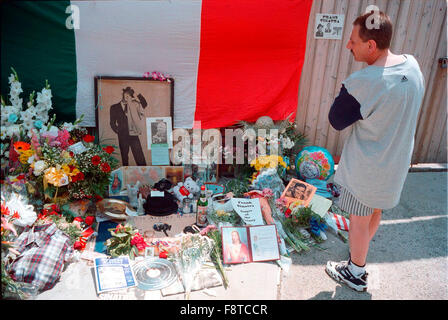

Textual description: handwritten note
[231,198,264,226]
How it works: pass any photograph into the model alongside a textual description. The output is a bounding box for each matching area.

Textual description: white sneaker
[325,260,368,292]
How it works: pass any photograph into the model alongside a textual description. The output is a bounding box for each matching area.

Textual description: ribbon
[309,216,328,237]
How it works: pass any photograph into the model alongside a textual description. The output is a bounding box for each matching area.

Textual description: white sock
[348,260,366,277]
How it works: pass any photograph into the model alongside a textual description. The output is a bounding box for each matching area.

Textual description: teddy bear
[173,182,194,202]
[172,177,200,202]
[184,176,200,196]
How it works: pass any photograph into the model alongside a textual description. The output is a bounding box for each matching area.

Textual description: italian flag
[1,0,312,129]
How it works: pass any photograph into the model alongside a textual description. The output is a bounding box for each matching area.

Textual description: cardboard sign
[231,198,264,226]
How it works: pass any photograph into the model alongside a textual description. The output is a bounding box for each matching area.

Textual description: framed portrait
[221,225,280,264]
[95,76,174,166]
[281,178,317,207]
[221,227,251,264]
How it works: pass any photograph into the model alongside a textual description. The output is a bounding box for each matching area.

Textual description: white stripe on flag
[72,0,202,128]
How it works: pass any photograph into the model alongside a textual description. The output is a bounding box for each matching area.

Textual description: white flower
[10,81,22,94]
[1,107,13,124]
[20,109,34,122]
[9,96,23,108]
[0,126,8,140]
[33,160,48,176]
[8,74,15,84]
[6,124,20,138]
[281,135,294,149]
[40,125,59,137]
[4,193,37,228]
[27,155,35,165]
[41,88,52,100]
[61,122,75,132]
[21,119,35,132]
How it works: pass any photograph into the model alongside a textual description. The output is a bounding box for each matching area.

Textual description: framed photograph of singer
[94,76,174,166]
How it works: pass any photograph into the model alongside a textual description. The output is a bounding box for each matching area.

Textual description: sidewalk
[280,171,448,300]
[35,171,448,300]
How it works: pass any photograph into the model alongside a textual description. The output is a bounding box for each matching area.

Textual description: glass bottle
[196,185,208,227]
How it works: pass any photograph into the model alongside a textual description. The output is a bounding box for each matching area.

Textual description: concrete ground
[35,171,448,301]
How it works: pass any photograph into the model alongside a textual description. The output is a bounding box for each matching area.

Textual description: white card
[151,190,164,197]
[231,198,264,226]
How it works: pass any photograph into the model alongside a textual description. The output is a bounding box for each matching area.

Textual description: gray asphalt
[279,171,448,300]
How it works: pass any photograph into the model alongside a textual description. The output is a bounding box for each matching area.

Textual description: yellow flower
[61,150,71,159]
[44,167,69,187]
[19,154,29,164]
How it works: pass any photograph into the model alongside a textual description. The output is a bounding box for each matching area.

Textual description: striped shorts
[337,186,374,217]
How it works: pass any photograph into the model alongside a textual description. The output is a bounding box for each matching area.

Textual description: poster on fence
[314,13,345,39]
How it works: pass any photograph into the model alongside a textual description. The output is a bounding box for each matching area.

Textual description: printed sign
[314,13,345,39]
[231,198,264,226]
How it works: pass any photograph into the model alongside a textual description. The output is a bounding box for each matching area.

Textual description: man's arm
[110,105,119,134]
[328,84,363,131]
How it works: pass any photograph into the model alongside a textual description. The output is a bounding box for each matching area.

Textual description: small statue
[137,193,145,215]
[127,181,140,208]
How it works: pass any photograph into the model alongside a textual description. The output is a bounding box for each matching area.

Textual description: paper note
[150,144,170,165]
[231,198,264,225]
[308,194,332,218]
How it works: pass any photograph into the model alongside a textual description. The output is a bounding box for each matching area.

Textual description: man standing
[110,87,148,166]
[325,11,425,292]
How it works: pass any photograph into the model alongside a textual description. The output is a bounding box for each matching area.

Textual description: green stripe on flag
[1,1,77,123]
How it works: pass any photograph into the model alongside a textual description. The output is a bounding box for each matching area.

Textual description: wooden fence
[295,0,447,163]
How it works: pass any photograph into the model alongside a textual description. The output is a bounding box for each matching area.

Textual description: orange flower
[13,141,31,152]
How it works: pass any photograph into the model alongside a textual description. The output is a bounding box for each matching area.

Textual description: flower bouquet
[174,232,214,299]
[278,200,329,253]
[198,225,229,289]
[105,223,148,259]
[1,69,119,209]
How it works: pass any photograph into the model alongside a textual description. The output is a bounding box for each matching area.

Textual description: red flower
[284,208,292,219]
[16,174,26,181]
[68,138,75,145]
[159,251,168,259]
[83,135,95,143]
[91,155,101,165]
[85,216,95,226]
[76,172,85,182]
[73,241,85,251]
[100,162,111,173]
[94,194,103,202]
[103,146,115,154]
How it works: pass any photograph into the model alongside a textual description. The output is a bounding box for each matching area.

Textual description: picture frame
[184,163,219,186]
[146,117,173,149]
[281,178,317,207]
[221,225,280,264]
[95,76,174,166]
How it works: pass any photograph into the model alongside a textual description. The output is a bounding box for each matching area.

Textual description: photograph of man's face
[281,178,317,207]
[151,121,168,144]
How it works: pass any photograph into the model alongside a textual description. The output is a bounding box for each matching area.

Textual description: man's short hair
[353,11,393,50]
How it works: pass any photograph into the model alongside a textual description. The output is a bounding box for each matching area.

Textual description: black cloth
[143,191,178,216]
[328,84,363,131]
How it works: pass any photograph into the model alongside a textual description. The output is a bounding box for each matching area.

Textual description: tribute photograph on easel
[95,77,174,166]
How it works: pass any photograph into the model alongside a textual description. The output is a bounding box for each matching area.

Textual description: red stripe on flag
[195,0,313,129]
[333,213,341,230]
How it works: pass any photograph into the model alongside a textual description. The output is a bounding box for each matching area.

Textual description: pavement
[34,170,448,301]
